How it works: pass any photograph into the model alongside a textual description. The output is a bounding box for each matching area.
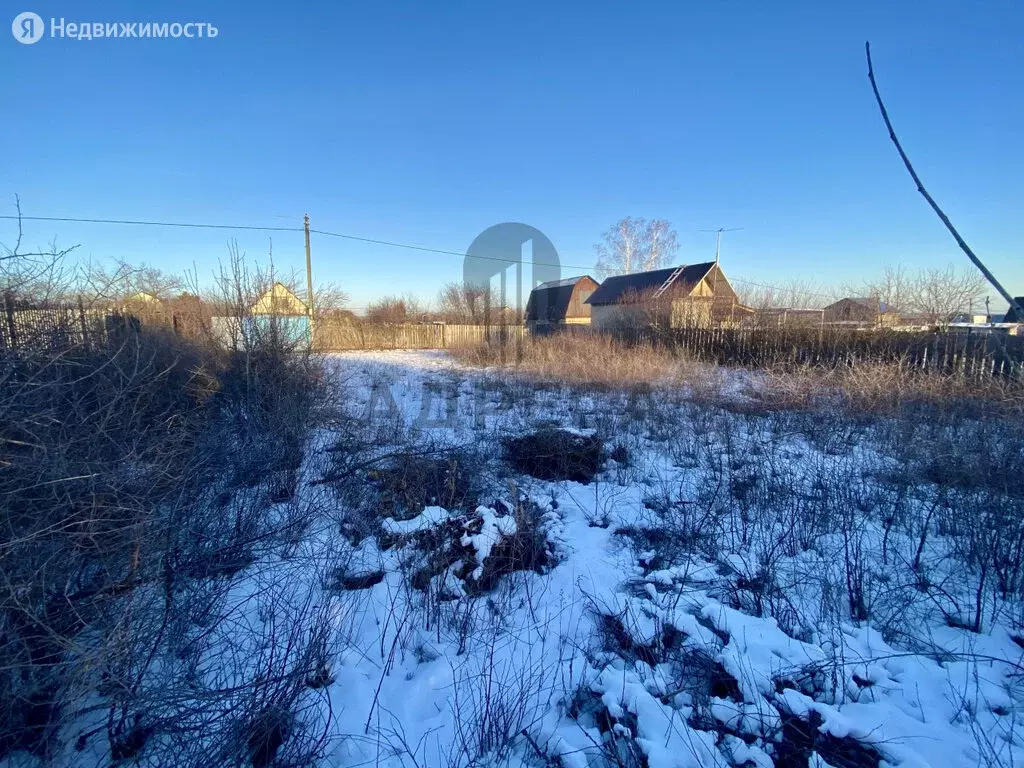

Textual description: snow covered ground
[29,349,1016,768]
[292,350,1024,768]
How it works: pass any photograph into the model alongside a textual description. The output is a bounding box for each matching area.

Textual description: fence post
[77,296,90,347]
[4,292,17,349]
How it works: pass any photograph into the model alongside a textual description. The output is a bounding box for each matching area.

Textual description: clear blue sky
[3,1,1022,311]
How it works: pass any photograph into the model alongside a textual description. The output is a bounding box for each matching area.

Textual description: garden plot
[300,350,1024,768]
[36,349,1016,768]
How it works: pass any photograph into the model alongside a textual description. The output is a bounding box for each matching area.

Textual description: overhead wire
[1,212,842,301]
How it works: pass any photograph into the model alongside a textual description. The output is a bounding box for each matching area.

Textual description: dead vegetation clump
[367,451,481,521]
[390,498,554,596]
[774,711,882,768]
[503,428,605,483]
[327,446,484,543]
[465,498,553,593]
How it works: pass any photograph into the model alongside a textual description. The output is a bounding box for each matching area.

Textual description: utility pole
[304,214,315,343]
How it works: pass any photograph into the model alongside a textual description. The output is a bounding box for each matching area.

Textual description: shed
[524,275,599,332]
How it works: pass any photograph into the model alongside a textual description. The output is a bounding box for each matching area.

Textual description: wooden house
[524,275,599,332]
[251,282,308,316]
[820,297,903,327]
[585,262,744,330]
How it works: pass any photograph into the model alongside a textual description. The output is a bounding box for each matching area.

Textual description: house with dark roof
[585,262,745,331]
[524,275,599,332]
[822,297,899,327]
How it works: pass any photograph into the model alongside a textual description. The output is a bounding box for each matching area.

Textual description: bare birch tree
[594,217,679,277]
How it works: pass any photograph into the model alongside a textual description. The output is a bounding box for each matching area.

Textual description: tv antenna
[700,227,743,263]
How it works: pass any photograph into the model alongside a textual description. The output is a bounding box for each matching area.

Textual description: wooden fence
[618,325,1024,379]
[9,300,1016,382]
[0,302,528,354]
[313,321,525,351]
[0,302,113,350]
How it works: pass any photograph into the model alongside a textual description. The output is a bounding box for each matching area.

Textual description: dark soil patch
[774,711,881,768]
[597,613,693,673]
[329,570,385,591]
[503,429,604,483]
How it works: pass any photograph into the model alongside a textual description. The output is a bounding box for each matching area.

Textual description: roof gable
[586,263,716,306]
[525,275,597,322]
[251,282,307,315]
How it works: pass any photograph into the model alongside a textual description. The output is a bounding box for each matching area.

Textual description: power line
[0,213,579,269]
[308,228,573,269]
[0,211,853,303]
[0,213,302,234]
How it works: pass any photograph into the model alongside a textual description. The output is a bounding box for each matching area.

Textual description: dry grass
[749,361,1024,417]
[449,332,697,390]
[451,331,1024,415]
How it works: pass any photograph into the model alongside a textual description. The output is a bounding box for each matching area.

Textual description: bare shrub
[0,235,337,765]
[445,620,562,767]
